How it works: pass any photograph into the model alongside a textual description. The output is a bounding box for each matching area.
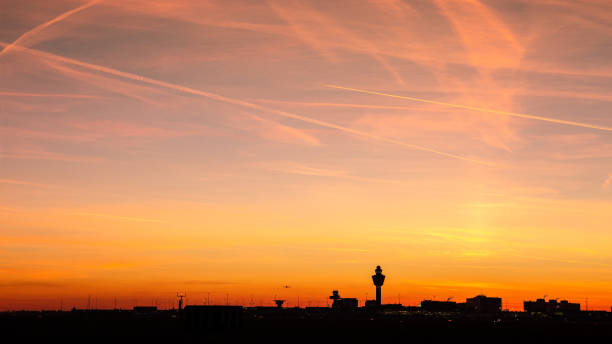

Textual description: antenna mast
[177,291,186,312]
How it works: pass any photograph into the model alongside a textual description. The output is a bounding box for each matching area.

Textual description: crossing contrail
[326,85,612,132]
[0,41,495,166]
[0,0,102,59]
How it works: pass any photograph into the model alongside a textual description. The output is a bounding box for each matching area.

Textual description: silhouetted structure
[5,263,612,342]
[364,300,379,308]
[329,290,358,311]
[273,299,285,308]
[4,307,612,342]
[524,299,580,313]
[371,265,385,306]
[420,300,457,312]
[133,306,157,313]
[557,300,580,312]
[184,305,243,333]
[466,295,502,313]
[177,292,185,312]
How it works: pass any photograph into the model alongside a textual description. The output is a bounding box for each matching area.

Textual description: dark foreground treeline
[2,308,612,343]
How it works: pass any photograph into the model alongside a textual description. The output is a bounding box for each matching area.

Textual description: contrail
[0,179,52,188]
[0,91,99,99]
[0,42,494,166]
[0,0,102,59]
[327,85,612,132]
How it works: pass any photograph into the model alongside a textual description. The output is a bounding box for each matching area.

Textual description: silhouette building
[465,295,502,313]
[524,299,580,313]
[371,265,385,306]
[273,299,285,308]
[329,290,358,311]
[420,300,457,312]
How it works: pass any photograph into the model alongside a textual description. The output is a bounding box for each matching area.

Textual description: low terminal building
[364,300,403,311]
[524,299,580,313]
[465,295,502,313]
[364,300,378,308]
[329,290,358,311]
[420,300,457,312]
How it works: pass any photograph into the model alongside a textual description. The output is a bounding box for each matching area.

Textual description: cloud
[0,0,103,59]
[43,59,172,106]
[550,144,612,160]
[257,161,347,177]
[0,42,494,166]
[327,85,612,132]
[0,91,100,99]
[255,161,403,184]
[603,174,612,190]
[433,0,524,69]
[182,280,237,286]
[0,280,68,288]
[241,113,321,147]
[255,99,433,111]
[0,179,52,188]
[68,212,168,224]
[0,148,103,163]
[0,126,94,143]
[267,0,405,84]
[68,120,217,140]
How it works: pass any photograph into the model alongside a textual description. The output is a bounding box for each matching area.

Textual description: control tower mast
[372,265,385,306]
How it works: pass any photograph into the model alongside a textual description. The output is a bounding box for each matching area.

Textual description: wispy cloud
[255,99,432,111]
[241,113,320,146]
[255,161,403,184]
[68,212,168,224]
[44,60,171,105]
[0,149,103,163]
[0,91,100,99]
[0,179,52,188]
[0,0,103,59]
[603,174,612,190]
[327,85,612,132]
[182,280,237,286]
[257,161,347,177]
[0,280,68,288]
[267,0,405,84]
[0,42,494,166]
[433,0,523,69]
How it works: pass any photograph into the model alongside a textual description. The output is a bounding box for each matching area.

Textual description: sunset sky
[1,0,612,311]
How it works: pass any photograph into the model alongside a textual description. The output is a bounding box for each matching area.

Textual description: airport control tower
[371,265,385,306]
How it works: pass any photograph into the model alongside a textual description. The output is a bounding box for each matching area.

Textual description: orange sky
[1,0,612,311]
